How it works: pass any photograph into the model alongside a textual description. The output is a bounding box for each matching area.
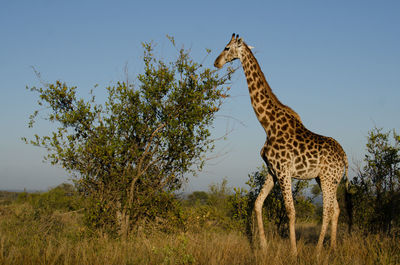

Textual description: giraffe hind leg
[316,177,338,254]
[330,199,340,250]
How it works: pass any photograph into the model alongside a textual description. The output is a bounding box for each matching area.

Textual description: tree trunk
[116,206,130,240]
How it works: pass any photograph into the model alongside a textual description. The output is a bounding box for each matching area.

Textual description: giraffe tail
[342,150,353,233]
[343,151,349,190]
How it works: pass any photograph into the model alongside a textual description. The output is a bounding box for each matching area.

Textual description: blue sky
[1,0,399,191]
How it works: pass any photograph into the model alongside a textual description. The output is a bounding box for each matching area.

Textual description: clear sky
[1,0,399,192]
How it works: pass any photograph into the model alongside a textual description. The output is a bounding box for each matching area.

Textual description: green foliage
[229,187,251,226]
[186,191,209,206]
[350,127,400,234]
[207,178,231,208]
[182,179,251,232]
[24,37,234,235]
[16,183,83,215]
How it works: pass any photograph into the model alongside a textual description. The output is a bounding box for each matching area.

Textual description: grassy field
[0,198,399,265]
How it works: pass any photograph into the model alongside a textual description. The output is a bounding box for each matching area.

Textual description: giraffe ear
[248,45,255,50]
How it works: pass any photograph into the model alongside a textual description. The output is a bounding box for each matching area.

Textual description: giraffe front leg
[254,173,274,249]
[280,178,297,256]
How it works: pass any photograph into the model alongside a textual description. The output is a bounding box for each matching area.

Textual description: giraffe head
[214,33,244,69]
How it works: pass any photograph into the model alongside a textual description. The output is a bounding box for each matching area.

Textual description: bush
[350,127,400,235]
[24,38,234,235]
[16,183,83,215]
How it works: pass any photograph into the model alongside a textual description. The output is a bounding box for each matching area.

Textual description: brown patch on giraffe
[276,137,285,144]
[271,124,277,134]
[297,170,306,175]
[261,117,268,126]
[299,143,306,153]
[261,99,268,106]
[270,149,275,157]
[309,159,317,165]
[257,106,264,114]
[296,135,304,142]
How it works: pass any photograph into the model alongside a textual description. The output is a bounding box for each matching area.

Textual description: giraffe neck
[239,45,301,133]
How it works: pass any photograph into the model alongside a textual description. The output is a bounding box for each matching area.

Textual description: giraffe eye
[224,47,229,51]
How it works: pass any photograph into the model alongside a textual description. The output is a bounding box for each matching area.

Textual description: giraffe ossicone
[214,33,349,255]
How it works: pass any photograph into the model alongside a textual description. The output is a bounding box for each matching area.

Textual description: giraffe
[214,34,349,255]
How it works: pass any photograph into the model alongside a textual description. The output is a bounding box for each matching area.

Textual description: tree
[350,127,400,234]
[23,38,234,236]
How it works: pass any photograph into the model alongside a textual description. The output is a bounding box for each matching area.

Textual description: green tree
[350,127,400,234]
[23,38,234,236]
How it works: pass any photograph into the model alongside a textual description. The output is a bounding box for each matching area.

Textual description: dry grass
[0,203,399,265]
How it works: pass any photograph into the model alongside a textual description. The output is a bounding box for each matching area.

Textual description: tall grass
[0,202,399,265]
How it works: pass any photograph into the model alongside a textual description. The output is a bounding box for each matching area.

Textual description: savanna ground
[0,187,399,265]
